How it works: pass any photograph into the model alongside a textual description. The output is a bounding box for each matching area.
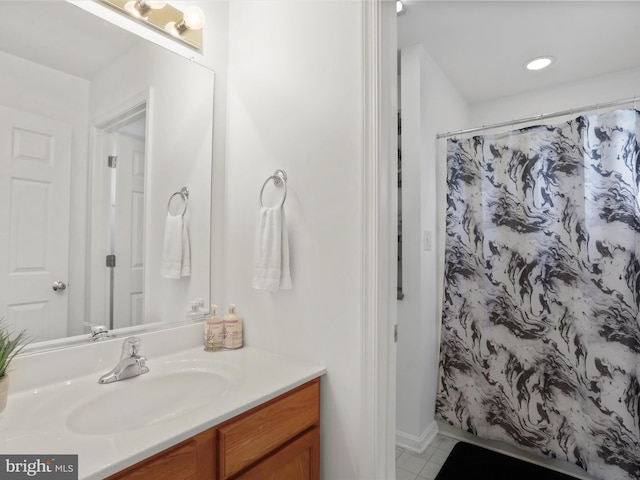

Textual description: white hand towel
[253,206,291,291]
[181,218,191,277]
[161,214,191,279]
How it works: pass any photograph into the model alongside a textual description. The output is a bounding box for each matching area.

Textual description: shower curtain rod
[436,95,639,139]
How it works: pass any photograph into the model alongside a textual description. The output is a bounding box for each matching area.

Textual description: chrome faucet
[98,336,149,384]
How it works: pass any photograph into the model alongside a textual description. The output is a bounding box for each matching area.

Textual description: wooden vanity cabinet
[107,378,320,480]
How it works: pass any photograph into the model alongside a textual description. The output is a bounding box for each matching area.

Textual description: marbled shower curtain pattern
[436,109,640,480]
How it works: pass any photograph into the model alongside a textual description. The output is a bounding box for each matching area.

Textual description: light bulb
[182,6,205,30]
[168,5,206,35]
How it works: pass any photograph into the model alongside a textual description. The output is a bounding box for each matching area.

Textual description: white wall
[223,1,369,478]
[470,66,640,128]
[0,51,90,340]
[396,44,469,452]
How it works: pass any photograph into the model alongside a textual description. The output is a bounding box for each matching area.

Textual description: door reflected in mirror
[0,1,214,349]
[101,107,147,330]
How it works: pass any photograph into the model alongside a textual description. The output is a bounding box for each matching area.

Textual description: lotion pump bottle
[204,305,224,351]
[223,304,243,349]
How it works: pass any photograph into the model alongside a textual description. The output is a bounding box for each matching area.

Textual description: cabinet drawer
[218,378,320,479]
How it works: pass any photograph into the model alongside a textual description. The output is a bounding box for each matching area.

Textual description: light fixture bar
[98,0,203,50]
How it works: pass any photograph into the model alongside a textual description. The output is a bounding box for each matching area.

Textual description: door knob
[52,281,67,292]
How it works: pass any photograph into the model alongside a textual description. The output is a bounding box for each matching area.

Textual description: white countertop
[0,344,326,479]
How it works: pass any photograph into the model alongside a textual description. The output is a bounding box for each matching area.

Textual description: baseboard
[395,420,439,454]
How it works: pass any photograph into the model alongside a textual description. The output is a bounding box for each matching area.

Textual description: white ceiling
[397,1,640,104]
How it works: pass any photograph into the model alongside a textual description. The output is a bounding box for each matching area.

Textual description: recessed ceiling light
[526,56,554,71]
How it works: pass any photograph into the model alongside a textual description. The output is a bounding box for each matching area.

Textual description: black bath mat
[435,442,580,480]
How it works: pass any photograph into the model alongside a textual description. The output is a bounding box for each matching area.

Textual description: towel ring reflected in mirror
[167,186,189,217]
[259,169,287,208]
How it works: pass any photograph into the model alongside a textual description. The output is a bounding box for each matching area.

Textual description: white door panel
[112,134,145,328]
[0,105,71,341]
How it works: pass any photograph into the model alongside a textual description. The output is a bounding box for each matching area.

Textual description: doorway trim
[360,1,397,478]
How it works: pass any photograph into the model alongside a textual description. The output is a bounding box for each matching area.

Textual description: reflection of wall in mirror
[89,42,214,328]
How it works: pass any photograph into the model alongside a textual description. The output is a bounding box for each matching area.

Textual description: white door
[0,105,72,342]
[112,133,145,328]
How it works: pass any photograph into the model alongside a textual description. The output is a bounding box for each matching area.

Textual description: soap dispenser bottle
[204,305,224,351]
[223,304,243,349]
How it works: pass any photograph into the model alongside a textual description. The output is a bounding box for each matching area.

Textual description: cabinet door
[218,379,320,478]
[235,427,319,480]
[106,429,215,480]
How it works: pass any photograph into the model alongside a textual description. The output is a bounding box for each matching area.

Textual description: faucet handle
[90,324,109,338]
[121,336,142,358]
[84,322,110,341]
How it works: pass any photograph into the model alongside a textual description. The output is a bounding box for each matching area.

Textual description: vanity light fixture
[397,0,406,15]
[98,0,205,50]
[526,56,554,71]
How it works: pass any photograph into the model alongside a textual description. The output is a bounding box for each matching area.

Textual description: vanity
[108,379,320,479]
[2,324,325,479]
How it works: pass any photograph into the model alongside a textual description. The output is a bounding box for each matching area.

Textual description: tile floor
[395,434,458,480]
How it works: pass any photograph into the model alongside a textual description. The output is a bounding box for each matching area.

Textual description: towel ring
[259,169,287,208]
[168,187,189,217]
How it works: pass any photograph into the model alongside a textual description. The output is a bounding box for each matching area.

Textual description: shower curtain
[436,109,640,480]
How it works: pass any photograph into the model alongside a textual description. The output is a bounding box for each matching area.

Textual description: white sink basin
[66,365,230,435]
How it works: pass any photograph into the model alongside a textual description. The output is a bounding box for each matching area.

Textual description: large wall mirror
[0,1,214,351]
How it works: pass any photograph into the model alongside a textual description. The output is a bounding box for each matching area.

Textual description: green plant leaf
[0,319,30,378]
